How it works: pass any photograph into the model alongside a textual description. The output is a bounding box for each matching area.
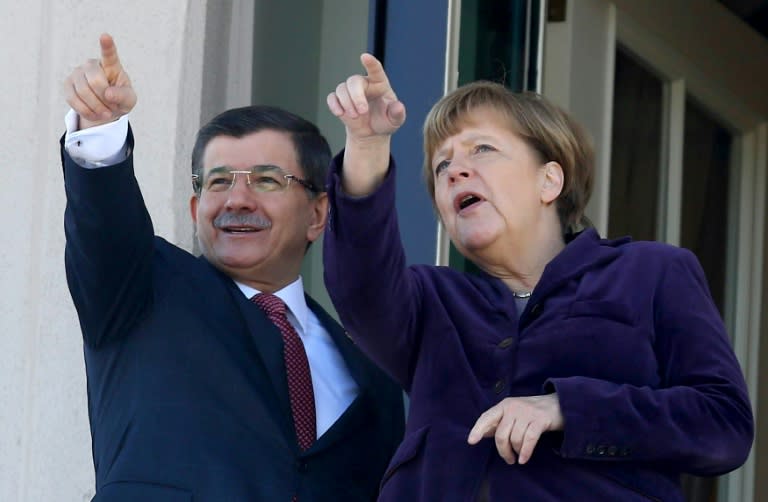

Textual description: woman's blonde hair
[423,81,594,232]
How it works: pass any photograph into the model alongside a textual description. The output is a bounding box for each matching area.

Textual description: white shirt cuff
[64,109,130,168]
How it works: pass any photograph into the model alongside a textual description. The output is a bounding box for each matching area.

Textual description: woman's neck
[475,224,566,296]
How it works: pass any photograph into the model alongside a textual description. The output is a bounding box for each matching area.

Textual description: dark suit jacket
[61,135,404,502]
[323,154,753,502]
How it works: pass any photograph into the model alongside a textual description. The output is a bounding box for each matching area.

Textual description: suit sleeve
[323,151,423,390]
[62,127,155,348]
[547,249,754,475]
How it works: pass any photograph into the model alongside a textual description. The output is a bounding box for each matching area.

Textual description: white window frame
[224,0,255,110]
[617,11,765,501]
[541,1,765,500]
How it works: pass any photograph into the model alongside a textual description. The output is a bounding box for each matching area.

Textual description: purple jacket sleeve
[548,249,753,475]
[323,152,422,389]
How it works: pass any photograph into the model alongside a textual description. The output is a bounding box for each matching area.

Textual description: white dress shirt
[63,111,359,437]
[64,109,130,167]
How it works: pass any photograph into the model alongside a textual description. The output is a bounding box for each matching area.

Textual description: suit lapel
[199,257,296,445]
[231,287,293,420]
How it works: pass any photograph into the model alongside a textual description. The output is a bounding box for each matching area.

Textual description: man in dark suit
[61,34,404,501]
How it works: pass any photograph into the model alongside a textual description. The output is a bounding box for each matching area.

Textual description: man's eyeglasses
[192,165,318,194]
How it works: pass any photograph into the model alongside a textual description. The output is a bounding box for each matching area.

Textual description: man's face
[189,130,328,292]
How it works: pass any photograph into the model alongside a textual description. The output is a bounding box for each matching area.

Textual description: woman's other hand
[468,393,564,465]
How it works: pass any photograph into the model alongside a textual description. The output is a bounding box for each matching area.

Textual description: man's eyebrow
[206,166,231,175]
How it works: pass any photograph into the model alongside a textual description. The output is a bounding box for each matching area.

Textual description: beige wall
[0,1,208,500]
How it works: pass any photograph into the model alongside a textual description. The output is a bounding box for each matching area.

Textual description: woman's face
[431,107,558,263]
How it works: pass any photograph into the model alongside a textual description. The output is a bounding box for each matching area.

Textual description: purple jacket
[323,154,753,501]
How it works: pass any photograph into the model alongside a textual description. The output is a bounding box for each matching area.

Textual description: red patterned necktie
[252,293,317,452]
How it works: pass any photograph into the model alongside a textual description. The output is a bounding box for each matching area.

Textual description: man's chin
[218,255,265,269]
[202,247,266,271]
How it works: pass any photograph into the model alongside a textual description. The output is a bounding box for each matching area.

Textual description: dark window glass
[608,47,663,241]
[681,97,732,314]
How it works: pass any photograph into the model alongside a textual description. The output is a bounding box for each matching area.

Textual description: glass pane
[458,0,531,89]
[681,97,732,315]
[608,47,663,241]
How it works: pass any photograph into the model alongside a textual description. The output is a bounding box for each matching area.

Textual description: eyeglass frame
[191,164,319,195]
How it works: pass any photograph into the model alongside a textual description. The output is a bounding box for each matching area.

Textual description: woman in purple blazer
[323,54,753,501]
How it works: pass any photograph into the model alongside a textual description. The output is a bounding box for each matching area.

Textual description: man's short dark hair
[191,106,331,197]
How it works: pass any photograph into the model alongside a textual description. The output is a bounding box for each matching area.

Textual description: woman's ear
[541,161,564,204]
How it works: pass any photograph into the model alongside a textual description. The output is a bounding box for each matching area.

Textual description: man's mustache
[213,212,272,229]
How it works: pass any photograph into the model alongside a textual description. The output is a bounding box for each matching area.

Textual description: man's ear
[189,194,199,224]
[306,193,329,243]
[541,161,564,204]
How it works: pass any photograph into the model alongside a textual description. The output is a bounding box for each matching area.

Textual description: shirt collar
[235,276,310,335]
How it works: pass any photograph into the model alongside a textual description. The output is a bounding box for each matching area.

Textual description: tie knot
[252,293,287,319]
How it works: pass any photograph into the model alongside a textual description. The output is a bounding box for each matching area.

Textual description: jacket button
[529,303,542,318]
[620,447,631,457]
[585,444,595,455]
[498,337,515,349]
[608,446,618,456]
[493,380,506,394]
[597,445,607,456]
